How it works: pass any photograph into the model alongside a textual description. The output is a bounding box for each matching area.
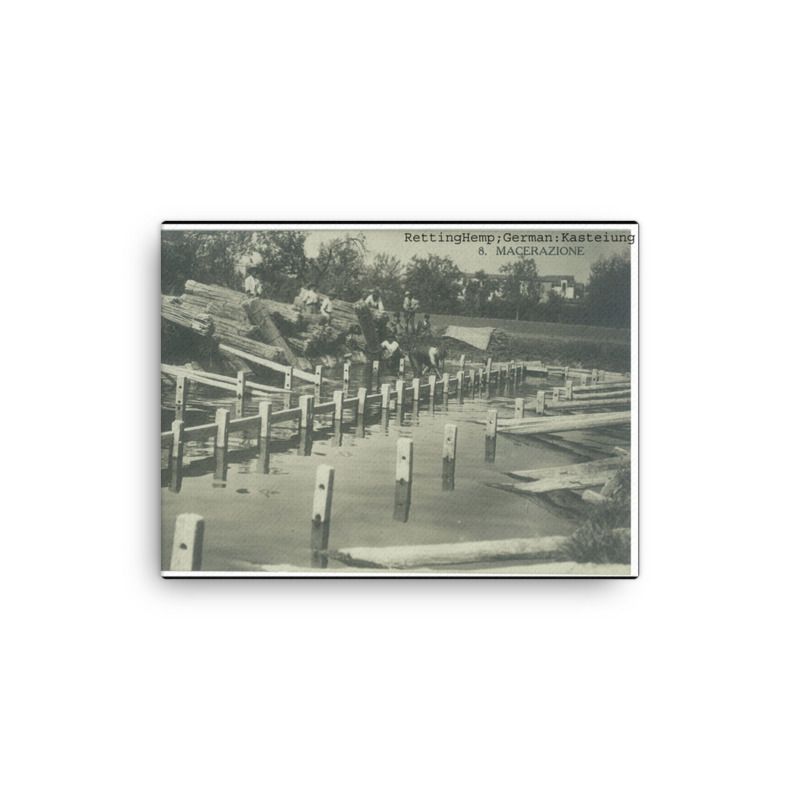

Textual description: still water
[161,368,595,571]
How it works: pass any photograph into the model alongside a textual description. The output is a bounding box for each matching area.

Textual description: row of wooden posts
[163,360,526,492]
[168,420,458,571]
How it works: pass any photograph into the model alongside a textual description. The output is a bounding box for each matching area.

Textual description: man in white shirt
[380,336,401,371]
[363,288,385,313]
[244,269,262,296]
[320,294,333,321]
[402,291,420,332]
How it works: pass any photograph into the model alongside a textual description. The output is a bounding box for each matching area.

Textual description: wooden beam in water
[547,397,631,411]
[442,424,457,491]
[169,514,204,571]
[311,465,334,568]
[258,400,272,472]
[328,536,567,569]
[506,456,627,481]
[169,419,184,492]
[497,411,631,435]
[218,343,320,384]
[393,438,413,522]
[214,408,229,481]
[175,374,188,421]
[182,422,218,443]
[490,472,616,495]
[485,409,498,463]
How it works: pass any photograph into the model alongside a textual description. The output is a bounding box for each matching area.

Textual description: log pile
[162,280,381,370]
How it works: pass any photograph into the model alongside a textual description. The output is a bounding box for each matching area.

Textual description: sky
[303,227,634,283]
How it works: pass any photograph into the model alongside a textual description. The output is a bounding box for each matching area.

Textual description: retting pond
[161,366,628,573]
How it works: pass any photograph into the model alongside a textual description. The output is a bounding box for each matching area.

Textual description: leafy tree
[585,252,631,327]
[462,270,494,317]
[364,252,404,310]
[403,254,463,313]
[161,230,249,294]
[312,234,368,301]
[499,257,539,320]
[248,230,310,302]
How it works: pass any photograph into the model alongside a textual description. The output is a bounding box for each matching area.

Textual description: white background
[2,2,798,798]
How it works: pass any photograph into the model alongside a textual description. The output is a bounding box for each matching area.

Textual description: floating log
[489,472,616,495]
[497,411,631,435]
[546,397,631,411]
[506,456,627,481]
[328,536,568,569]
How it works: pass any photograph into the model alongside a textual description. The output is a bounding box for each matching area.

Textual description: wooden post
[214,407,229,481]
[300,394,315,430]
[398,356,405,379]
[428,374,437,403]
[442,424,457,491]
[456,370,464,401]
[486,357,493,381]
[536,390,546,414]
[459,354,466,370]
[442,372,450,401]
[395,380,405,413]
[234,369,247,417]
[315,365,323,387]
[412,377,420,402]
[356,387,367,421]
[485,409,498,463]
[310,465,334,568]
[372,360,380,388]
[169,513,204,571]
[258,400,272,473]
[566,380,574,400]
[169,419,184,492]
[477,368,484,393]
[515,398,525,419]
[591,368,599,384]
[333,389,344,423]
[393,438,413,522]
[380,382,391,409]
[174,374,188,421]
[342,361,351,395]
[236,369,247,402]
[564,366,570,381]
[283,366,294,391]
[469,369,476,397]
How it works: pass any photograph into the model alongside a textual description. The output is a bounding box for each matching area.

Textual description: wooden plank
[412,378,421,402]
[547,397,631,411]
[218,343,318,383]
[169,514,205,571]
[490,472,616,495]
[506,456,626,481]
[182,422,219,442]
[333,390,344,422]
[497,411,631,435]
[356,387,367,420]
[329,536,567,569]
[442,424,457,491]
[271,407,302,423]
[315,400,336,414]
[310,465,334,568]
[228,413,262,433]
[393,438,413,522]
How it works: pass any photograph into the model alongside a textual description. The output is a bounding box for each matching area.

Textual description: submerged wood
[489,473,616,495]
[505,456,627,481]
[497,411,631,435]
[328,536,568,569]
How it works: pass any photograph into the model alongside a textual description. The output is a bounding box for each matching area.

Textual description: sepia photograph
[161,222,638,576]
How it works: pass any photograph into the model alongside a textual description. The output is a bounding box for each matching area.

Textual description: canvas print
[161,222,637,576]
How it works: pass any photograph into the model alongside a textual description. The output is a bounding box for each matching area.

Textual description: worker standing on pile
[319,293,333,322]
[402,291,420,333]
[364,288,384,312]
[244,267,263,297]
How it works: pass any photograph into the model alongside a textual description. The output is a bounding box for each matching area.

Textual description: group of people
[245,270,441,374]
[363,288,427,335]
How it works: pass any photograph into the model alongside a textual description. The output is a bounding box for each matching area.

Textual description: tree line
[162,230,631,328]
